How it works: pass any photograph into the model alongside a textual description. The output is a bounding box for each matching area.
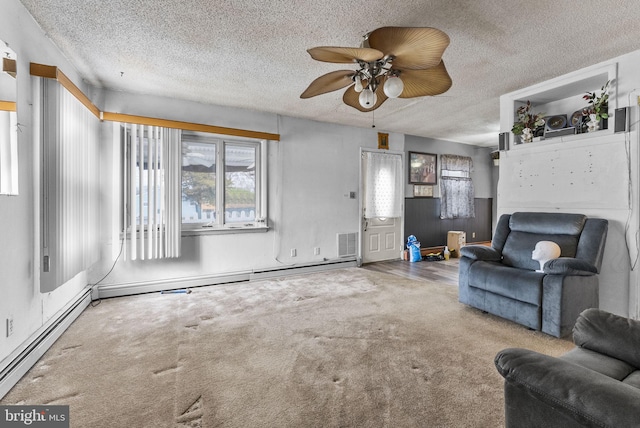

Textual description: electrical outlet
[290,248,297,257]
[472,232,476,238]
[6,317,14,337]
[314,247,320,255]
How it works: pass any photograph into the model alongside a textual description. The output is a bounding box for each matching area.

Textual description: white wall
[90,89,408,288]
[404,134,496,199]
[498,52,640,318]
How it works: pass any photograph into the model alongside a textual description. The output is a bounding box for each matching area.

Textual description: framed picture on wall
[413,185,433,198]
[378,132,389,150]
[409,151,437,184]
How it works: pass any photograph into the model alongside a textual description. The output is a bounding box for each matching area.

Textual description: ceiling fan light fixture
[354,75,363,93]
[383,75,404,98]
[302,26,451,112]
[359,88,377,108]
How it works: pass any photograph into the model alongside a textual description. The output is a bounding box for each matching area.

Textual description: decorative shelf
[500,62,618,151]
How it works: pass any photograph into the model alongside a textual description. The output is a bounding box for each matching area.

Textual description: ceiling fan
[300,27,452,112]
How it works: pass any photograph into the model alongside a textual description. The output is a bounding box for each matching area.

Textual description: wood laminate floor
[362,257,460,286]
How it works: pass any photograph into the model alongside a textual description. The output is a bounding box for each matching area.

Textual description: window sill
[181,225,270,236]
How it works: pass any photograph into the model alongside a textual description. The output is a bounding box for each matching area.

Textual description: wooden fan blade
[342,83,388,112]
[307,46,384,64]
[300,70,355,99]
[397,61,452,98]
[367,27,450,70]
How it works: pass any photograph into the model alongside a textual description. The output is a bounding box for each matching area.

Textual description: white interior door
[361,150,403,263]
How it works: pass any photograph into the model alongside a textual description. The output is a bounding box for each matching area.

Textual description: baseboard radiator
[0,287,91,399]
[249,257,357,280]
[96,257,358,299]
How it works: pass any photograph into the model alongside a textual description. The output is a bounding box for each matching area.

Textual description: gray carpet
[1,267,573,427]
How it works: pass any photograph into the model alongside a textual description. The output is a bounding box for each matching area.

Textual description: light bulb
[383,75,404,98]
[354,75,363,93]
[358,88,377,108]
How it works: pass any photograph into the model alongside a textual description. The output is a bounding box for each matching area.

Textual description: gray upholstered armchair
[495,309,640,427]
[459,212,608,337]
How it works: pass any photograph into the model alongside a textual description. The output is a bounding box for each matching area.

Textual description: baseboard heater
[96,257,358,299]
[96,271,251,299]
[249,257,357,280]
[0,287,91,399]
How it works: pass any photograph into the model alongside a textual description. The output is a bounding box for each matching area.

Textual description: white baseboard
[0,288,91,399]
[250,258,357,280]
[95,271,252,299]
[96,257,358,299]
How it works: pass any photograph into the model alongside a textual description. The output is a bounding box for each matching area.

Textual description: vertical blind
[41,79,100,292]
[122,124,181,260]
[364,151,403,219]
[0,109,18,195]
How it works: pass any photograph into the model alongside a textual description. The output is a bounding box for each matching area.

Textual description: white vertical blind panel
[130,125,137,259]
[158,130,164,258]
[149,127,157,258]
[121,125,128,261]
[123,124,180,261]
[138,125,145,259]
[0,110,18,195]
[166,128,181,258]
[0,111,9,192]
[41,79,100,292]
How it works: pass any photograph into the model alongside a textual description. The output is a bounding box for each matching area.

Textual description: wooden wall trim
[101,112,280,141]
[30,63,101,118]
[29,63,57,79]
[2,58,17,77]
[29,62,281,141]
[0,101,17,112]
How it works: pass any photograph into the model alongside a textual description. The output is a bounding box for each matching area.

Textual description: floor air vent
[337,232,357,257]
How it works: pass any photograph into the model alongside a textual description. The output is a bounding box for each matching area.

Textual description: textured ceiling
[17,0,640,146]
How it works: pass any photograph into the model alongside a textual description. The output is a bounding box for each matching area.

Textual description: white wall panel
[499,134,629,210]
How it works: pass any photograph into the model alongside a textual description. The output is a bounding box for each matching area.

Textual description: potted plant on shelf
[512,101,545,143]
[582,80,609,132]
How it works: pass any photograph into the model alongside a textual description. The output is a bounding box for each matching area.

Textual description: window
[440,154,475,219]
[181,132,266,230]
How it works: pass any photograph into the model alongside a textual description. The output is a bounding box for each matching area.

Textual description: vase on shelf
[587,114,600,132]
[522,127,533,143]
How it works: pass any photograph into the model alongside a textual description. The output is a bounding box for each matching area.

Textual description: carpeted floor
[1,267,574,427]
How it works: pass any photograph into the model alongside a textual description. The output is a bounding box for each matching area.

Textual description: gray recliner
[459,212,608,337]
[495,308,640,427]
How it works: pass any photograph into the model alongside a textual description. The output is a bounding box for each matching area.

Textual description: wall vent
[337,233,357,257]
